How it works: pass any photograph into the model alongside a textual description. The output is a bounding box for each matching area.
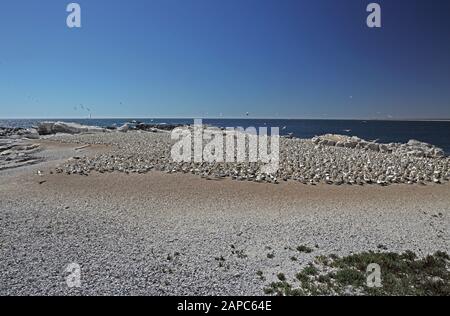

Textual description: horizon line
[1,116,450,122]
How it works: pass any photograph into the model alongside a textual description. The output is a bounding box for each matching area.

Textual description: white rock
[118,124,130,133]
[37,122,110,135]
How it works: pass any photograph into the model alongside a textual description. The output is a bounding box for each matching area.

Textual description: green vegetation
[277,273,286,281]
[264,251,450,296]
[296,245,314,254]
[302,264,319,276]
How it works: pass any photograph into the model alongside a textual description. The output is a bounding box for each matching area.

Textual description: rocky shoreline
[2,123,449,186]
[37,123,449,186]
[0,127,42,171]
[311,134,446,158]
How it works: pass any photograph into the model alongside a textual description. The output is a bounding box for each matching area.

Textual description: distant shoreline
[2,117,450,154]
[1,117,450,122]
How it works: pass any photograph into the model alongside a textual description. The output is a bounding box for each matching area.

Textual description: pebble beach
[1,123,449,295]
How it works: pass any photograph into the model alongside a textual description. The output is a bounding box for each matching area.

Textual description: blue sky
[0,0,449,119]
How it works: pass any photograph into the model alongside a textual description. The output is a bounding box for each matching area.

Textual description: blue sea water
[1,118,450,154]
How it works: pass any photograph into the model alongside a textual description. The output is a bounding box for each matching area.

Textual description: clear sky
[0,0,449,119]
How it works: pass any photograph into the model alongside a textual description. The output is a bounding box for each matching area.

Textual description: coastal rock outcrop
[37,122,110,135]
[312,134,445,158]
[135,123,184,132]
[0,127,42,170]
[0,138,41,170]
[108,122,184,133]
[0,127,40,139]
[399,139,446,158]
[117,124,130,133]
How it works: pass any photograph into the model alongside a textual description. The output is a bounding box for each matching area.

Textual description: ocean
[1,118,450,154]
